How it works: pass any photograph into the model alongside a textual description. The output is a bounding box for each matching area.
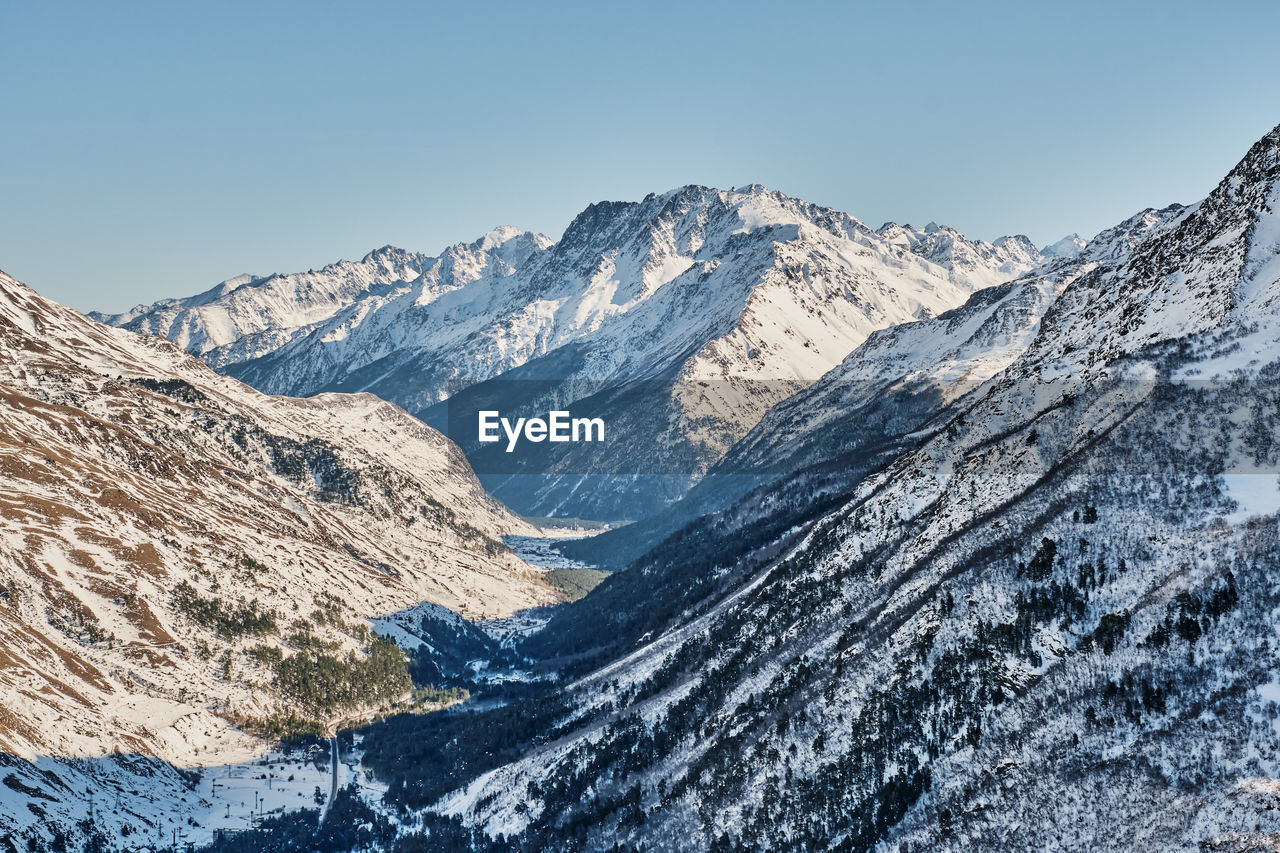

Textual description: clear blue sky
[3,0,1279,313]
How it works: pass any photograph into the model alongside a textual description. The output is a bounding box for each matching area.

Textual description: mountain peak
[1194,121,1280,226]
[1041,233,1086,259]
[360,244,411,262]
[476,225,527,247]
[1232,120,1280,181]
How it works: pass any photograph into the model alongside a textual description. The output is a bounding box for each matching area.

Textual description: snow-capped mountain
[24,116,1280,853]
[875,221,1041,286]
[315,123,1280,851]
[90,246,437,369]
[559,203,1185,571]
[106,186,1045,519]
[0,269,555,845]
[1040,232,1087,259]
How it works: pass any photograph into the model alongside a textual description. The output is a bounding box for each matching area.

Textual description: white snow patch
[1221,472,1280,523]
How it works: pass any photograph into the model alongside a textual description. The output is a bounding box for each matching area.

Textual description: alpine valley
[4,121,1280,852]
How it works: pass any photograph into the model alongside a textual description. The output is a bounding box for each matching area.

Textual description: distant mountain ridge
[102,185,1058,519]
[91,244,441,369]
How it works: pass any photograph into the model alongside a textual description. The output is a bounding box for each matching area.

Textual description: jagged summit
[476,224,536,246]
[876,220,1042,288]
[1041,232,1086,258]
[1222,120,1280,191]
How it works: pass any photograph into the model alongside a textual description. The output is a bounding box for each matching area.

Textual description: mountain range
[96,186,1050,520]
[325,122,1280,852]
[5,122,1280,852]
[395,123,1280,851]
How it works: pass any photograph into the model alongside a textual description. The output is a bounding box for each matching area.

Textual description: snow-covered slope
[107,186,1044,519]
[0,268,555,844]
[718,198,1186,482]
[337,124,1280,852]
